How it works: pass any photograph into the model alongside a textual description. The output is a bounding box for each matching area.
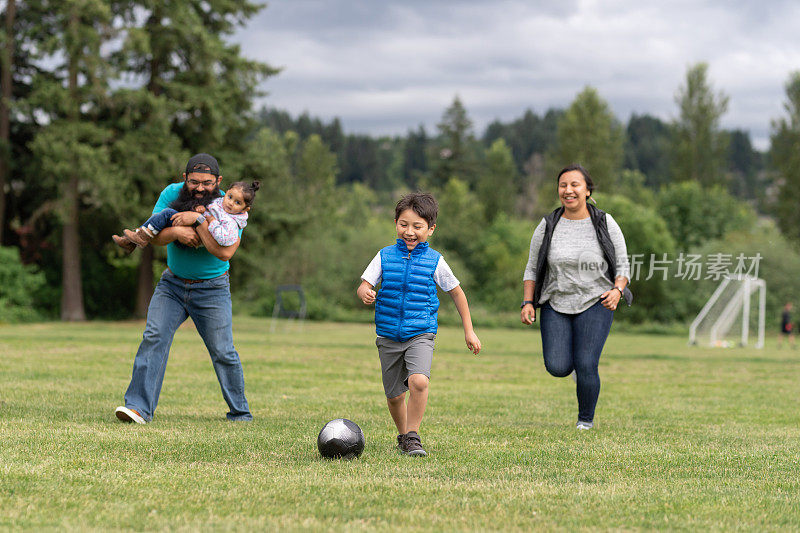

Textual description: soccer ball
[317,418,365,459]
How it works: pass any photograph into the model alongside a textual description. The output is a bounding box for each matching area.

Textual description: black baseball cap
[185,153,220,177]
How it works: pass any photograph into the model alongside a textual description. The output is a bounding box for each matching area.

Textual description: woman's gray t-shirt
[523,214,630,314]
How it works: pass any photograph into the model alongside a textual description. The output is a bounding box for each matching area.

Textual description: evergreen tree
[104,90,186,316]
[726,129,762,200]
[540,109,563,151]
[548,86,624,187]
[770,71,800,245]
[112,0,276,315]
[480,108,562,217]
[295,112,319,139]
[323,117,345,155]
[625,113,671,188]
[479,138,517,221]
[258,107,294,133]
[0,0,15,244]
[431,96,480,188]
[506,109,544,177]
[670,62,729,186]
[27,0,116,321]
[340,135,382,187]
[484,110,541,176]
[482,119,506,146]
[402,125,428,188]
[1,0,62,266]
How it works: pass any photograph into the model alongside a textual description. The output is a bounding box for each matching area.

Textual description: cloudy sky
[232,0,800,150]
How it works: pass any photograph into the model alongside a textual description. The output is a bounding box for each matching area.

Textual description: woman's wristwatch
[613,286,624,296]
[520,300,535,308]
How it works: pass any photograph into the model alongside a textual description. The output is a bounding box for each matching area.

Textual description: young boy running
[357,192,481,456]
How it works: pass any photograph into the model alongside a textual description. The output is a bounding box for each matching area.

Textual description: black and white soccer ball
[317,418,365,459]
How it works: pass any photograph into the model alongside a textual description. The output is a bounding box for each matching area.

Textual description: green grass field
[2,317,799,530]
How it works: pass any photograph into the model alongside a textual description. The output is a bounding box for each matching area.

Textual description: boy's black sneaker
[396,433,406,452]
[403,431,427,457]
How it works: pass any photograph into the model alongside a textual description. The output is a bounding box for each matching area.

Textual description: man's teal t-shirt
[153,183,243,280]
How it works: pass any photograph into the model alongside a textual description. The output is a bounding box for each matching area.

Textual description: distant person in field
[113,180,260,253]
[778,302,795,348]
[521,164,631,430]
[114,153,254,424]
[357,192,481,456]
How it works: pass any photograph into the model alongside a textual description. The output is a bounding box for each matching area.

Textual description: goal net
[689,276,766,348]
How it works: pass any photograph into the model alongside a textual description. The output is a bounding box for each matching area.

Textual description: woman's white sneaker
[576,420,593,430]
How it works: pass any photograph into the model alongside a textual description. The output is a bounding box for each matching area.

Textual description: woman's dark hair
[228,180,261,207]
[557,164,594,196]
[395,192,438,227]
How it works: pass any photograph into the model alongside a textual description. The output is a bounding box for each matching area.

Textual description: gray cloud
[233,0,800,148]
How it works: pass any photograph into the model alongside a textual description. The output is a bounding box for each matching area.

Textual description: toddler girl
[113,180,260,252]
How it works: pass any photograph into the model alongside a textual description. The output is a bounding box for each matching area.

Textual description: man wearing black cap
[115,153,252,424]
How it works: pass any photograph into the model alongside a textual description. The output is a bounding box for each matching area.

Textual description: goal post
[689,276,766,348]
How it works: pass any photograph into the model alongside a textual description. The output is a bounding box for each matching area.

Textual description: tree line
[3,1,800,326]
[258,65,768,214]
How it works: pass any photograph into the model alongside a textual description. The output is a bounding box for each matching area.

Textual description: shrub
[0,246,50,322]
[592,193,677,322]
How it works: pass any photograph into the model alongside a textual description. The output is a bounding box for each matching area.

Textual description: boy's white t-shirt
[361,251,460,292]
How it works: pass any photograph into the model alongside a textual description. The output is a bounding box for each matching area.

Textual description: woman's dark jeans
[540,300,614,423]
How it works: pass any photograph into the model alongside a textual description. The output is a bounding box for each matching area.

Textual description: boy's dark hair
[394,192,438,227]
[557,164,595,195]
[229,180,261,207]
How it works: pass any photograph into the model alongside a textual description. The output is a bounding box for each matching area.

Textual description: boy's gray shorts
[376,333,435,398]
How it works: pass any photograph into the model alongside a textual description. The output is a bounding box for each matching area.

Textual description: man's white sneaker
[576,420,593,430]
[115,406,146,424]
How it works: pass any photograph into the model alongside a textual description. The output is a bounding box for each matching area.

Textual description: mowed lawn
[1,317,799,530]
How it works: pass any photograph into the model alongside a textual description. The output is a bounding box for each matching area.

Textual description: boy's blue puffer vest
[375,239,441,342]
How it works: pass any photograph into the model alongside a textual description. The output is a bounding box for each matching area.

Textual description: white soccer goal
[689,276,766,348]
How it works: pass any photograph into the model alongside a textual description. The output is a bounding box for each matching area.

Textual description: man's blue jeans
[123,269,252,421]
[540,300,613,423]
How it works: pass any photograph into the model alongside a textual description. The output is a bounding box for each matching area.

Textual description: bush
[657,181,756,251]
[0,246,50,322]
[470,215,533,310]
[592,193,677,322]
